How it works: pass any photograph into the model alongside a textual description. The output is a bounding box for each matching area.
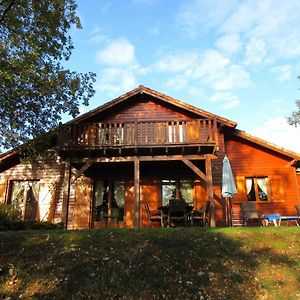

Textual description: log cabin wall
[224,134,299,216]
[100,97,193,122]
[0,153,65,223]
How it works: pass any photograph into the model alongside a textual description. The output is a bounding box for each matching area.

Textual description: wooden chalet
[1,85,300,228]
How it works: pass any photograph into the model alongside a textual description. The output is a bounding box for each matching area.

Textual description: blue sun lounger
[263,214,300,226]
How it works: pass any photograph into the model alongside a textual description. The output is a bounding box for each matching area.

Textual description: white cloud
[251,116,300,153]
[212,65,252,91]
[96,67,138,97]
[244,38,267,65]
[210,92,240,109]
[191,50,252,91]
[176,0,237,37]
[88,27,108,44]
[155,51,198,72]
[215,34,242,54]
[177,1,300,63]
[153,49,252,93]
[270,65,292,82]
[96,38,136,66]
[192,50,230,78]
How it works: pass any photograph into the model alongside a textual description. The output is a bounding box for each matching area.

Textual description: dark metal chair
[104,208,121,228]
[144,203,164,227]
[168,200,187,227]
[190,201,210,227]
[296,205,300,216]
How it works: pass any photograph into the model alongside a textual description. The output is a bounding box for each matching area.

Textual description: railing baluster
[65,118,218,150]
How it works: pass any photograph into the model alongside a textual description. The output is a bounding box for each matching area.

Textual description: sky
[65,0,300,153]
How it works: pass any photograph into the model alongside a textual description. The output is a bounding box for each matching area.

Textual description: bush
[0,204,64,231]
[0,204,21,230]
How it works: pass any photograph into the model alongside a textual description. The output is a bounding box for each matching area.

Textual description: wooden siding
[0,154,65,223]
[224,136,299,216]
[101,100,192,122]
[68,176,92,229]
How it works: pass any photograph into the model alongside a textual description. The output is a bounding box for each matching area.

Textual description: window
[162,180,176,206]
[180,180,193,204]
[9,180,40,220]
[162,179,194,205]
[246,177,269,202]
[168,124,183,143]
[93,180,125,222]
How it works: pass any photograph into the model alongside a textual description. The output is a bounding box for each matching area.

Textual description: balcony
[59,119,219,156]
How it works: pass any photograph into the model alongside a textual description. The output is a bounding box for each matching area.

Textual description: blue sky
[66,0,300,152]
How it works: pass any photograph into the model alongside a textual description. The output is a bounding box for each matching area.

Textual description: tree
[0,0,96,151]
[288,99,300,126]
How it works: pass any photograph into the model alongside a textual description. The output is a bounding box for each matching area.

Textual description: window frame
[245,176,271,203]
[161,179,194,205]
[7,179,40,220]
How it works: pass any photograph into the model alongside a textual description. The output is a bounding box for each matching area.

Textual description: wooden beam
[61,160,71,229]
[70,161,92,185]
[71,154,218,164]
[134,157,140,228]
[206,155,216,227]
[140,154,208,161]
[72,157,136,164]
[181,159,207,182]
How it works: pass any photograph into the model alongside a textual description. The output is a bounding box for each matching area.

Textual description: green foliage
[0,204,21,229]
[0,204,63,230]
[288,99,300,126]
[0,0,96,150]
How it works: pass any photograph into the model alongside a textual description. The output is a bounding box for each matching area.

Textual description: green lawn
[0,227,299,299]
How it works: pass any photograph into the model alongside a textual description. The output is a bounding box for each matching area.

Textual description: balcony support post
[134,157,140,228]
[206,155,216,227]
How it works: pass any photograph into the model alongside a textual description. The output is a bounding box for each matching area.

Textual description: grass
[0,227,299,299]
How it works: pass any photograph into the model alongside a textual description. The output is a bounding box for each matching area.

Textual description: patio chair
[104,208,121,228]
[241,202,266,226]
[190,201,210,227]
[296,205,300,216]
[168,199,187,227]
[144,203,164,227]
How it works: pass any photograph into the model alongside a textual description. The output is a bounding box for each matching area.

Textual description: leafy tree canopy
[288,99,300,127]
[0,0,96,151]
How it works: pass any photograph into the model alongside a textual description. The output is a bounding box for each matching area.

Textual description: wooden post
[61,160,71,229]
[206,155,216,227]
[134,157,140,228]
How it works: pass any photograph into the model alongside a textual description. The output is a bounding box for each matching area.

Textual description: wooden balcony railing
[65,119,218,149]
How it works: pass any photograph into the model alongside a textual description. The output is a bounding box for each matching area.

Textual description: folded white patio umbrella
[222,155,237,226]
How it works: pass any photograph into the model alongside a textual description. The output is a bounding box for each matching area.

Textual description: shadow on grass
[0,228,299,299]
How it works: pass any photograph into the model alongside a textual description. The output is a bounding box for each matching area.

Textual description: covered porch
[60,154,217,229]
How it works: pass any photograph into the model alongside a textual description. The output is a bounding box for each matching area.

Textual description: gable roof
[1,86,300,166]
[232,129,300,161]
[67,85,237,128]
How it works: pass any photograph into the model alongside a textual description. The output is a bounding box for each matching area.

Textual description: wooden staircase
[231,205,245,227]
